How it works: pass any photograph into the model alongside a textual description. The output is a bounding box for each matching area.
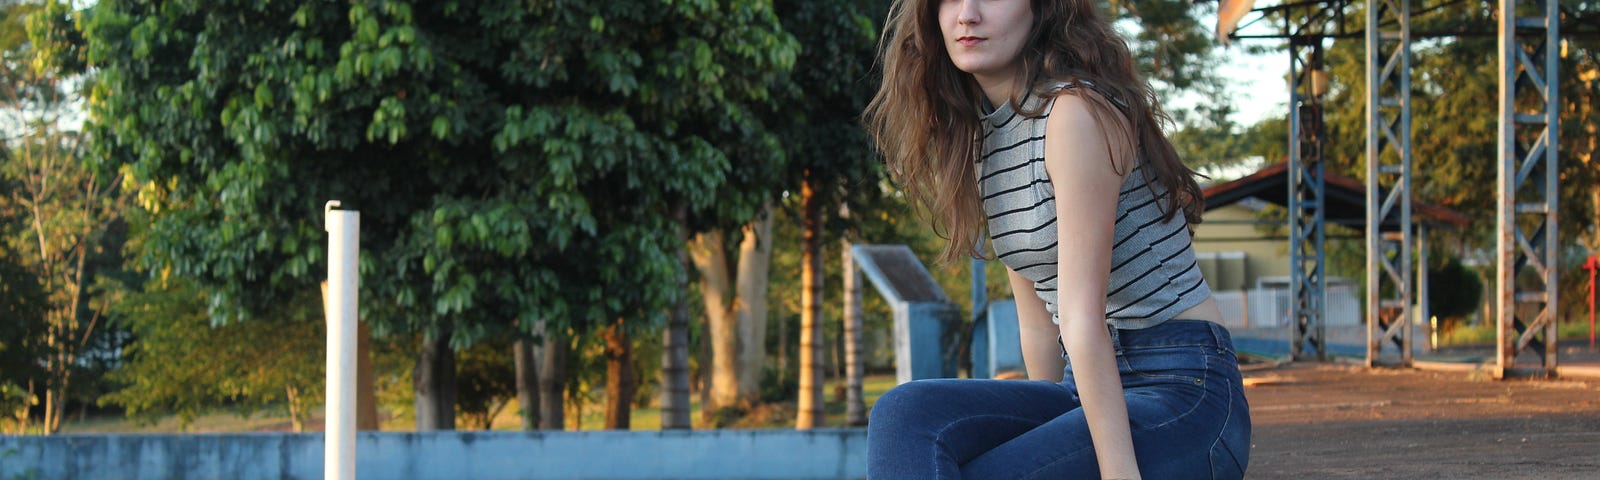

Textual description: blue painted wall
[0,429,868,480]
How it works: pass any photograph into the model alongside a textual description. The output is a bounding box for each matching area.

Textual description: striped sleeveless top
[978,82,1210,330]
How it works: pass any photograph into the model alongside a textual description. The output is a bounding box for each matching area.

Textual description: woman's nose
[956,0,980,25]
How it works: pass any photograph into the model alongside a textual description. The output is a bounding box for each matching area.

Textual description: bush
[759,366,797,404]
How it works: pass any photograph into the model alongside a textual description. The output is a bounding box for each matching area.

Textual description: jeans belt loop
[1107,323,1124,356]
[1207,320,1228,350]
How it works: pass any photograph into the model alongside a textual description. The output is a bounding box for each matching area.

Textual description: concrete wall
[0,429,868,480]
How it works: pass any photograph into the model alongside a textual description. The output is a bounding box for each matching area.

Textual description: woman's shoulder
[1039,78,1129,110]
[1038,78,1138,173]
[1038,80,1129,131]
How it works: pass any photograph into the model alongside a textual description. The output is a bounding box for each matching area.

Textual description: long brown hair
[863,0,1205,264]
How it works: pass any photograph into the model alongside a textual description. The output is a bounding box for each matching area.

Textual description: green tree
[1,0,129,434]
[0,230,48,435]
[1117,0,1221,94]
[454,336,515,430]
[764,0,891,429]
[1428,257,1484,325]
[72,0,797,431]
[101,278,325,432]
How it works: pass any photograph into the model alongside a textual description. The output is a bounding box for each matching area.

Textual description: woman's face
[938,0,1034,80]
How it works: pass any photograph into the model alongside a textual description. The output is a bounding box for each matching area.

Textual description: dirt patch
[1245,363,1600,479]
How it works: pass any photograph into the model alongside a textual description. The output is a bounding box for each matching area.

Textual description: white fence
[1212,279,1361,329]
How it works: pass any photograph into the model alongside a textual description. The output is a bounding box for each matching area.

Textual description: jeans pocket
[1119,346,1209,432]
[1119,346,1207,386]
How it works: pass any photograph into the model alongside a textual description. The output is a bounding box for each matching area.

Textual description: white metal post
[325,201,359,480]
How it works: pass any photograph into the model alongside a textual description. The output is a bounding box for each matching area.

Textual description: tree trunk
[7,381,35,435]
[688,202,777,412]
[602,320,634,430]
[413,332,457,431]
[43,239,92,434]
[1589,188,1600,254]
[842,237,867,426]
[357,320,380,430]
[796,173,826,429]
[286,385,306,433]
[698,314,714,425]
[661,210,692,429]
[777,296,788,383]
[43,329,66,434]
[734,204,774,402]
[18,135,109,435]
[687,229,740,409]
[514,338,540,430]
[537,322,567,430]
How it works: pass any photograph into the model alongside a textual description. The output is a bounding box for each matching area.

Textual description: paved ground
[1245,361,1600,479]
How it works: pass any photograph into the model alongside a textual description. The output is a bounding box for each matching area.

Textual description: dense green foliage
[101,279,324,430]
[77,0,798,346]
[4,0,135,434]
[1428,257,1484,322]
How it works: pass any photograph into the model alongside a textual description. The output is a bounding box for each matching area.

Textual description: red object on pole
[1586,256,1598,350]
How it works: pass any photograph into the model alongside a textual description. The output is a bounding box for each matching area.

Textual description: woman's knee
[870,380,973,429]
[872,381,943,418]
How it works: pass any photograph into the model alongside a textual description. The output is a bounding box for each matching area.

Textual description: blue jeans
[866,320,1250,479]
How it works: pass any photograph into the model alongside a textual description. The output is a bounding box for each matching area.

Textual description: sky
[1161,6,1294,131]
[1173,43,1290,128]
[1159,8,1296,181]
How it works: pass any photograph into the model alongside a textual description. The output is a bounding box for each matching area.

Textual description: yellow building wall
[1191,204,1290,292]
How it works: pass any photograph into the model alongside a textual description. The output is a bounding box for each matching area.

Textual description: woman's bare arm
[1043,91,1140,479]
[1006,267,1067,381]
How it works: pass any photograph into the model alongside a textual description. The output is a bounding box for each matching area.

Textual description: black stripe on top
[986,196,1054,221]
[1109,246,1153,274]
[997,241,1058,261]
[1106,260,1200,317]
[1109,268,1204,319]
[989,110,1018,129]
[980,158,1035,182]
[1111,215,1176,250]
[983,178,1049,201]
[990,217,1057,240]
[1108,224,1186,275]
[983,135,1046,160]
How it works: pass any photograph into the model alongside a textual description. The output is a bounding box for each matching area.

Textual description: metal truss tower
[1289,41,1328,361]
[1365,0,1413,367]
[1496,0,1560,378]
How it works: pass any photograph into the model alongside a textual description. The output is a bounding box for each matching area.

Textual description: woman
[861,0,1250,479]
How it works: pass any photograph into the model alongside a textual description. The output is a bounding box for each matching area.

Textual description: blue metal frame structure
[1496,0,1561,378]
[1365,0,1414,368]
[1233,0,1350,361]
[1210,0,1589,369]
[1289,41,1329,361]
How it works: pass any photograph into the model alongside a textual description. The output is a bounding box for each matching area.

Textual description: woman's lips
[956,36,984,47]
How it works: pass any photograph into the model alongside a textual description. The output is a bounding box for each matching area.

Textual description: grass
[501,373,900,431]
[1435,320,1598,347]
[60,374,903,434]
[60,406,312,434]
